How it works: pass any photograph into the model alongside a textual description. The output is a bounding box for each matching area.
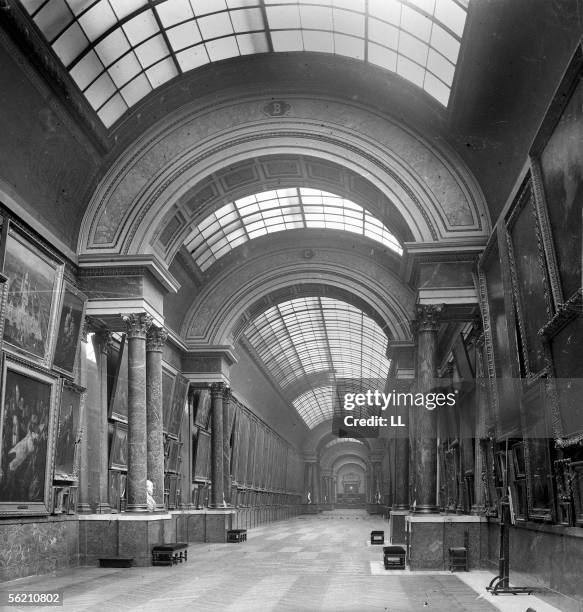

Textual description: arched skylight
[23,0,468,127]
[243,297,390,428]
[324,437,364,449]
[185,187,402,271]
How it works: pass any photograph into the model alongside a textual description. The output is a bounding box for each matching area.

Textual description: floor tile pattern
[0,510,560,612]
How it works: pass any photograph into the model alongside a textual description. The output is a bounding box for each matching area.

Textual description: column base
[125,504,149,512]
[77,503,93,514]
[389,509,408,544]
[411,504,439,514]
[96,503,112,514]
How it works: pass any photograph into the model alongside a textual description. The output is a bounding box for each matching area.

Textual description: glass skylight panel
[186,188,401,271]
[23,0,467,127]
[243,297,390,428]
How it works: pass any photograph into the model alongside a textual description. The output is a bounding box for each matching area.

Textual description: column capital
[412,303,444,334]
[146,325,168,352]
[210,381,226,399]
[122,312,153,339]
[94,330,115,355]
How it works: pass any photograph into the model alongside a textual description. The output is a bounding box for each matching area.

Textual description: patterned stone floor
[0,510,562,612]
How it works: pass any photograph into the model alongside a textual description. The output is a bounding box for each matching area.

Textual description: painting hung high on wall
[0,358,58,515]
[52,283,87,378]
[2,225,63,367]
[109,422,128,471]
[109,336,128,423]
[53,380,84,481]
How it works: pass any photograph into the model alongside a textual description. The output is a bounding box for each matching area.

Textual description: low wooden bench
[152,543,188,566]
[227,529,247,543]
[99,557,133,568]
[370,530,384,545]
[383,545,406,570]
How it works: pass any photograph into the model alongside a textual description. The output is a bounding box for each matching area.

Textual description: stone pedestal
[389,509,408,545]
[405,514,486,570]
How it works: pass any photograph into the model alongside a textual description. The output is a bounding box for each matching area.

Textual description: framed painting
[166,438,181,473]
[52,283,87,378]
[530,45,583,306]
[546,313,583,442]
[570,461,583,527]
[109,335,128,423]
[109,421,128,471]
[0,357,59,515]
[53,380,84,481]
[477,229,521,437]
[167,374,188,437]
[162,368,175,433]
[108,469,122,512]
[192,387,211,430]
[193,429,211,482]
[504,176,552,379]
[52,485,70,514]
[2,225,64,367]
[67,486,78,514]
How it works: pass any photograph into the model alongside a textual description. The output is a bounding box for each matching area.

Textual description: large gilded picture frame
[0,357,59,516]
[53,380,85,482]
[52,283,87,379]
[2,224,64,368]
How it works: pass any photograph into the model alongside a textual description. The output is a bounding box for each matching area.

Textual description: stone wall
[0,517,79,582]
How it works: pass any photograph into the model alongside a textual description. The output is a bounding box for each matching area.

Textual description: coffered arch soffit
[302,420,382,457]
[321,445,372,473]
[79,92,490,258]
[181,242,415,347]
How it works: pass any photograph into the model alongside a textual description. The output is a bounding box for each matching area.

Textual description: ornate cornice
[122,312,153,339]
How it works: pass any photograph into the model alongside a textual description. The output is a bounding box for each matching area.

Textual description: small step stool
[449,547,468,571]
[370,530,385,545]
[152,543,188,566]
[227,529,247,543]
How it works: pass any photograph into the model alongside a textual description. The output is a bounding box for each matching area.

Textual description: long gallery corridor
[1,511,560,612]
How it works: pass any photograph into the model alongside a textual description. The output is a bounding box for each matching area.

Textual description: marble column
[312,463,321,504]
[94,330,114,513]
[210,382,225,507]
[223,387,232,505]
[77,319,91,513]
[393,430,410,509]
[412,304,442,513]
[146,325,167,510]
[123,313,152,512]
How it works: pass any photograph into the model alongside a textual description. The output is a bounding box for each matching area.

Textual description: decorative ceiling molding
[78,92,490,257]
[180,238,415,347]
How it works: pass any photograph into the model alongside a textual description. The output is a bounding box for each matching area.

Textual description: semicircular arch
[79,92,489,259]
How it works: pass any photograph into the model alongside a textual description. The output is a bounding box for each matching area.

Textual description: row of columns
[79,313,169,513]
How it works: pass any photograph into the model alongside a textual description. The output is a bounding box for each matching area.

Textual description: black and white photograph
[0,2,582,611]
